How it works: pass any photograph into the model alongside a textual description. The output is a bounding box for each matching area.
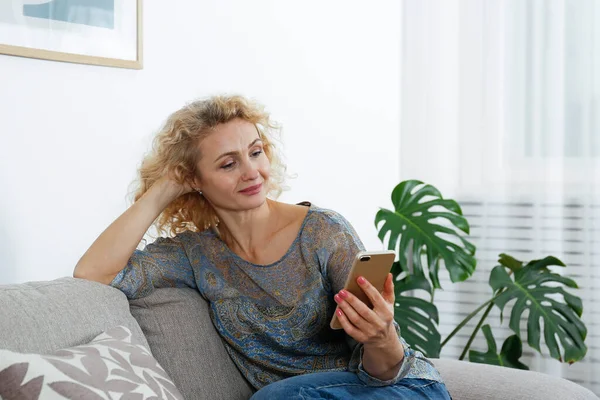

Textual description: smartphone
[330,250,396,330]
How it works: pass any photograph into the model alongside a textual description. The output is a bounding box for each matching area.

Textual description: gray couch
[0,277,597,399]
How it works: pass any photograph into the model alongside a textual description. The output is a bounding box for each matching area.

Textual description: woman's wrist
[361,326,405,380]
[144,178,185,208]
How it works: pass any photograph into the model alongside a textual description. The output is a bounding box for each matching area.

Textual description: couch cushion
[129,288,254,400]
[0,326,184,400]
[0,277,149,353]
[431,358,598,400]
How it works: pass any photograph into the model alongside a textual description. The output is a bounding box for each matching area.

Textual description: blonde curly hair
[133,95,287,236]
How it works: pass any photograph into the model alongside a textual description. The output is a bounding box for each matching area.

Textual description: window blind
[434,199,599,395]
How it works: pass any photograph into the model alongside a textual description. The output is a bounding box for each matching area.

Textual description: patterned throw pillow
[0,326,184,400]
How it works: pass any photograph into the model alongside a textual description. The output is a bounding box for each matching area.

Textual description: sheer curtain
[399,0,599,394]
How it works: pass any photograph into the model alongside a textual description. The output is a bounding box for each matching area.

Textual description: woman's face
[195,118,270,212]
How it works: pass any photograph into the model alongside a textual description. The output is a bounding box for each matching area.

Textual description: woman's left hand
[333,273,397,347]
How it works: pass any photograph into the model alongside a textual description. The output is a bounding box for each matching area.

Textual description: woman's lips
[239,183,262,195]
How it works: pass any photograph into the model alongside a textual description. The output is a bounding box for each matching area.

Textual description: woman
[74,95,451,399]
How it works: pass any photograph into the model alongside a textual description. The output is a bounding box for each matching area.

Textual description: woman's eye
[252,150,263,157]
[221,162,235,170]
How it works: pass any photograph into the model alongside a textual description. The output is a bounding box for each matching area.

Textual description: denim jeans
[250,372,451,400]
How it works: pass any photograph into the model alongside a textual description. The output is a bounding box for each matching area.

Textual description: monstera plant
[375,180,588,369]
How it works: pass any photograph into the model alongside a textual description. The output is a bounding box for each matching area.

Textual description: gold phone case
[330,250,396,330]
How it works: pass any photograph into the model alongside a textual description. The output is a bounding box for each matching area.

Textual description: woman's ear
[192,177,202,192]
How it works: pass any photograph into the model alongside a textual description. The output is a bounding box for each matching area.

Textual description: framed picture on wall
[0,0,142,69]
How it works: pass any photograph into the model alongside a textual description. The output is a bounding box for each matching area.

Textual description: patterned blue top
[110,203,443,389]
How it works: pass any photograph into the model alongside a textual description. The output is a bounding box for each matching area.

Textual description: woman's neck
[216,199,280,258]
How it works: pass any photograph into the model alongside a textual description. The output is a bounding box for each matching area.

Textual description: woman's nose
[241,160,259,181]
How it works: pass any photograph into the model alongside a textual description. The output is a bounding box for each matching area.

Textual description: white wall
[0,1,401,284]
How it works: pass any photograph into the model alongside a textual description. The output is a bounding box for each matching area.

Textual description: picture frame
[0,0,143,70]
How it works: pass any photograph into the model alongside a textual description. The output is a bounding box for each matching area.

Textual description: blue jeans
[250,372,451,399]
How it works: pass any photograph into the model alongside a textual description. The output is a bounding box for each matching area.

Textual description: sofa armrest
[431,358,598,400]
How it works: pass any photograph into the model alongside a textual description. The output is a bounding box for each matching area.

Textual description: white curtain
[400,0,599,394]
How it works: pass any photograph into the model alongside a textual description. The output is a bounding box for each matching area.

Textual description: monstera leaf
[469,324,529,370]
[375,180,477,290]
[394,269,441,358]
[490,254,587,363]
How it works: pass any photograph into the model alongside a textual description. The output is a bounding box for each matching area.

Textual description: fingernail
[339,290,348,298]
[334,294,342,303]
[336,309,343,317]
[357,276,366,285]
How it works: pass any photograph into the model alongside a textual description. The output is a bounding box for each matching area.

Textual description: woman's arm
[318,209,410,384]
[73,178,190,285]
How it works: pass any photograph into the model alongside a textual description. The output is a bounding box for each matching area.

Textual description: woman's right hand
[150,175,196,203]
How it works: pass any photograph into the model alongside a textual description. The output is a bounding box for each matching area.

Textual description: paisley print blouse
[110,203,443,389]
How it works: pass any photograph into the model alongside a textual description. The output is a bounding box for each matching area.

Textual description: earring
[197,190,203,196]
